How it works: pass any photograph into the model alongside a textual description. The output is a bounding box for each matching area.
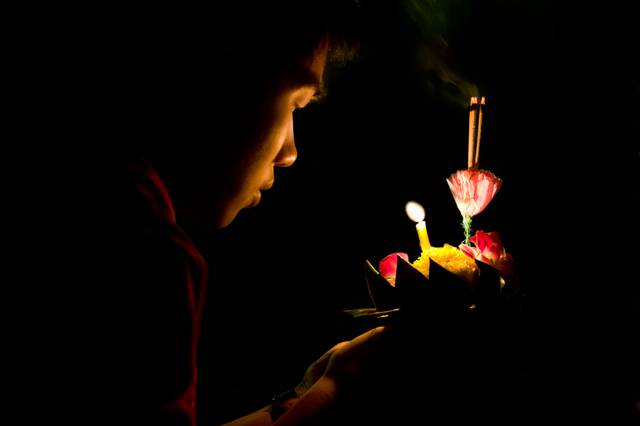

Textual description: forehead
[286,42,328,91]
[306,41,328,78]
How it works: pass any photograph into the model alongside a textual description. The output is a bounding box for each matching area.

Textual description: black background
[10,1,637,424]
[193,1,638,424]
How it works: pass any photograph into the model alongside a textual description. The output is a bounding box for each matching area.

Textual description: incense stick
[468,97,478,168]
[474,96,485,168]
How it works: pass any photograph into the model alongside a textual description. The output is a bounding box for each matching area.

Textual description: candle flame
[405,201,425,223]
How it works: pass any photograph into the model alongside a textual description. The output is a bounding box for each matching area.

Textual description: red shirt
[90,159,208,425]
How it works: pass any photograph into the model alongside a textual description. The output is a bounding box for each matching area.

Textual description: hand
[298,326,390,394]
[274,327,391,425]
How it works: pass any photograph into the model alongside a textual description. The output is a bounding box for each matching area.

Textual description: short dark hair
[66,2,361,155]
[100,1,360,89]
[200,1,361,112]
[212,1,360,72]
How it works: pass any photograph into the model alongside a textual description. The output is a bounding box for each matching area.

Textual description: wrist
[269,389,300,422]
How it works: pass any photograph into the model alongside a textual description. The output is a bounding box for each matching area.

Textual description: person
[58,2,396,425]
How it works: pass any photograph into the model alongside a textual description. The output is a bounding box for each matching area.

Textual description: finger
[314,341,349,369]
[344,326,387,350]
[330,341,350,352]
[323,327,393,379]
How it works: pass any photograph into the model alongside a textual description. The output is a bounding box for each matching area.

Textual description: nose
[274,121,297,168]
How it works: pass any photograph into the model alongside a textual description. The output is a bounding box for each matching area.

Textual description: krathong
[345,96,519,324]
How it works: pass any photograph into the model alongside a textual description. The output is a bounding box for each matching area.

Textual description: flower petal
[447,169,502,218]
[462,230,514,276]
[459,243,480,259]
[470,230,502,261]
[379,252,409,283]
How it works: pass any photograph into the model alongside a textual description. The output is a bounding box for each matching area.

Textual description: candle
[405,201,431,252]
[415,220,431,252]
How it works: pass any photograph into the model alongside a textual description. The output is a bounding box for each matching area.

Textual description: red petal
[379,252,409,280]
[470,230,503,261]
[459,243,480,259]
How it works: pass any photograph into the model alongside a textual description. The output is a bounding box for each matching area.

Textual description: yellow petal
[413,244,479,286]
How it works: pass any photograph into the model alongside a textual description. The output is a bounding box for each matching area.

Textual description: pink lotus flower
[446,169,502,218]
[379,252,409,286]
[459,230,513,276]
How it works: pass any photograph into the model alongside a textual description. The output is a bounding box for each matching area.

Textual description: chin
[216,213,236,229]
[215,206,243,229]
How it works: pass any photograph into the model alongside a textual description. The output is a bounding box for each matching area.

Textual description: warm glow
[405,201,425,223]
[406,201,430,252]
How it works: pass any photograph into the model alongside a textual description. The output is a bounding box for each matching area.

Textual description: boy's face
[213,42,328,228]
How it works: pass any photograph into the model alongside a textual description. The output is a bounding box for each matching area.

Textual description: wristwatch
[269,388,299,421]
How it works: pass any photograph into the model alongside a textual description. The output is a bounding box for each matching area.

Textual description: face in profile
[213,42,328,228]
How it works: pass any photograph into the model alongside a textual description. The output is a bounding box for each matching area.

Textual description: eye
[292,100,308,113]
[290,99,302,112]
[290,88,316,112]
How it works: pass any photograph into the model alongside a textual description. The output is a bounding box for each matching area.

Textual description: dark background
[10,1,636,424]
[188,1,637,423]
